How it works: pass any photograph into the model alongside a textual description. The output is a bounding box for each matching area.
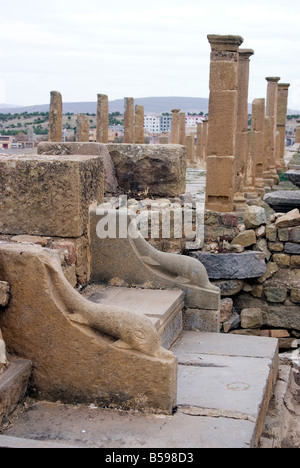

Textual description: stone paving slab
[0,332,278,448]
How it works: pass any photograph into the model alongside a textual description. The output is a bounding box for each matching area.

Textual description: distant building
[143,114,204,134]
[0,135,13,149]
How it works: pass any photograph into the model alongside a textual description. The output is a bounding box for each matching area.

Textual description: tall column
[295,119,300,144]
[124,97,135,143]
[263,116,273,187]
[49,91,62,142]
[196,122,204,166]
[266,77,280,180]
[179,112,186,145]
[185,135,195,165]
[135,105,144,144]
[202,118,208,161]
[277,83,290,169]
[77,114,90,142]
[205,34,243,213]
[234,48,254,210]
[171,109,180,144]
[251,98,265,196]
[96,94,109,143]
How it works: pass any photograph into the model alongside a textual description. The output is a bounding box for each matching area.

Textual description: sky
[0,0,300,110]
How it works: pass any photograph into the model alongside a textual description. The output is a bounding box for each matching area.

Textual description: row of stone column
[205,34,290,213]
[49,92,145,144]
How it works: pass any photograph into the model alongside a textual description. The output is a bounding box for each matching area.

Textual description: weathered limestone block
[38,141,117,194]
[77,114,90,142]
[191,251,266,279]
[243,206,267,229]
[0,358,32,423]
[205,155,235,212]
[0,243,177,413]
[275,209,300,228]
[0,281,10,307]
[240,308,263,329]
[0,154,104,238]
[106,144,187,197]
[231,230,256,247]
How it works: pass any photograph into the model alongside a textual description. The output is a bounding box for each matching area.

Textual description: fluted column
[205,34,243,212]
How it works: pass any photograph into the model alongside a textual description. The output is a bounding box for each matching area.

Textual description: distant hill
[0,97,299,115]
[0,97,210,115]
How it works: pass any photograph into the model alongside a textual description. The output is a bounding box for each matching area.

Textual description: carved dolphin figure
[127,216,218,291]
[41,250,170,358]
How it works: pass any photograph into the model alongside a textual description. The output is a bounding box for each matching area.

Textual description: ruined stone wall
[191,205,300,350]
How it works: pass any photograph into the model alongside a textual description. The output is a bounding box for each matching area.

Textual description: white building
[144,115,172,133]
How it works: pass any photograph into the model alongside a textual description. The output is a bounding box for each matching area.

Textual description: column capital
[171,109,180,113]
[278,83,290,89]
[265,77,281,83]
[238,48,255,60]
[207,34,244,51]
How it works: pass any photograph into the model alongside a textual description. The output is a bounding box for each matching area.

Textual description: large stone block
[0,154,104,237]
[205,156,235,212]
[191,251,266,280]
[207,91,237,156]
[106,144,186,197]
[38,142,117,194]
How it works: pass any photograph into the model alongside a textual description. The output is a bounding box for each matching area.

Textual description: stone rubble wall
[196,204,300,350]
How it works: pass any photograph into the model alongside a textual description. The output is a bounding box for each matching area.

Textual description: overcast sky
[1,0,300,110]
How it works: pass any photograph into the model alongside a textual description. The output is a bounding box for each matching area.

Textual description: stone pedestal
[77,114,90,142]
[134,105,144,144]
[124,97,135,144]
[234,49,254,211]
[96,94,109,143]
[277,83,290,170]
[171,109,180,144]
[49,91,62,142]
[205,34,243,212]
[266,77,280,178]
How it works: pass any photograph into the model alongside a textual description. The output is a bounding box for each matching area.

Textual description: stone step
[0,332,279,448]
[0,357,31,425]
[81,285,185,349]
[171,331,279,447]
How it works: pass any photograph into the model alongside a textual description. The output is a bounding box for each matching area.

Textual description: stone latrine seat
[0,143,219,414]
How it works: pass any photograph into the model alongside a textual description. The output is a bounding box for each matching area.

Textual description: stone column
[49,91,62,142]
[205,34,243,213]
[277,83,290,169]
[96,94,109,143]
[185,135,195,165]
[251,98,265,196]
[263,116,273,187]
[77,114,90,142]
[159,136,169,144]
[234,48,254,210]
[135,105,144,144]
[295,119,300,144]
[196,122,204,166]
[202,118,208,161]
[179,113,186,145]
[124,97,135,143]
[171,109,180,144]
[266,77,280,180]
